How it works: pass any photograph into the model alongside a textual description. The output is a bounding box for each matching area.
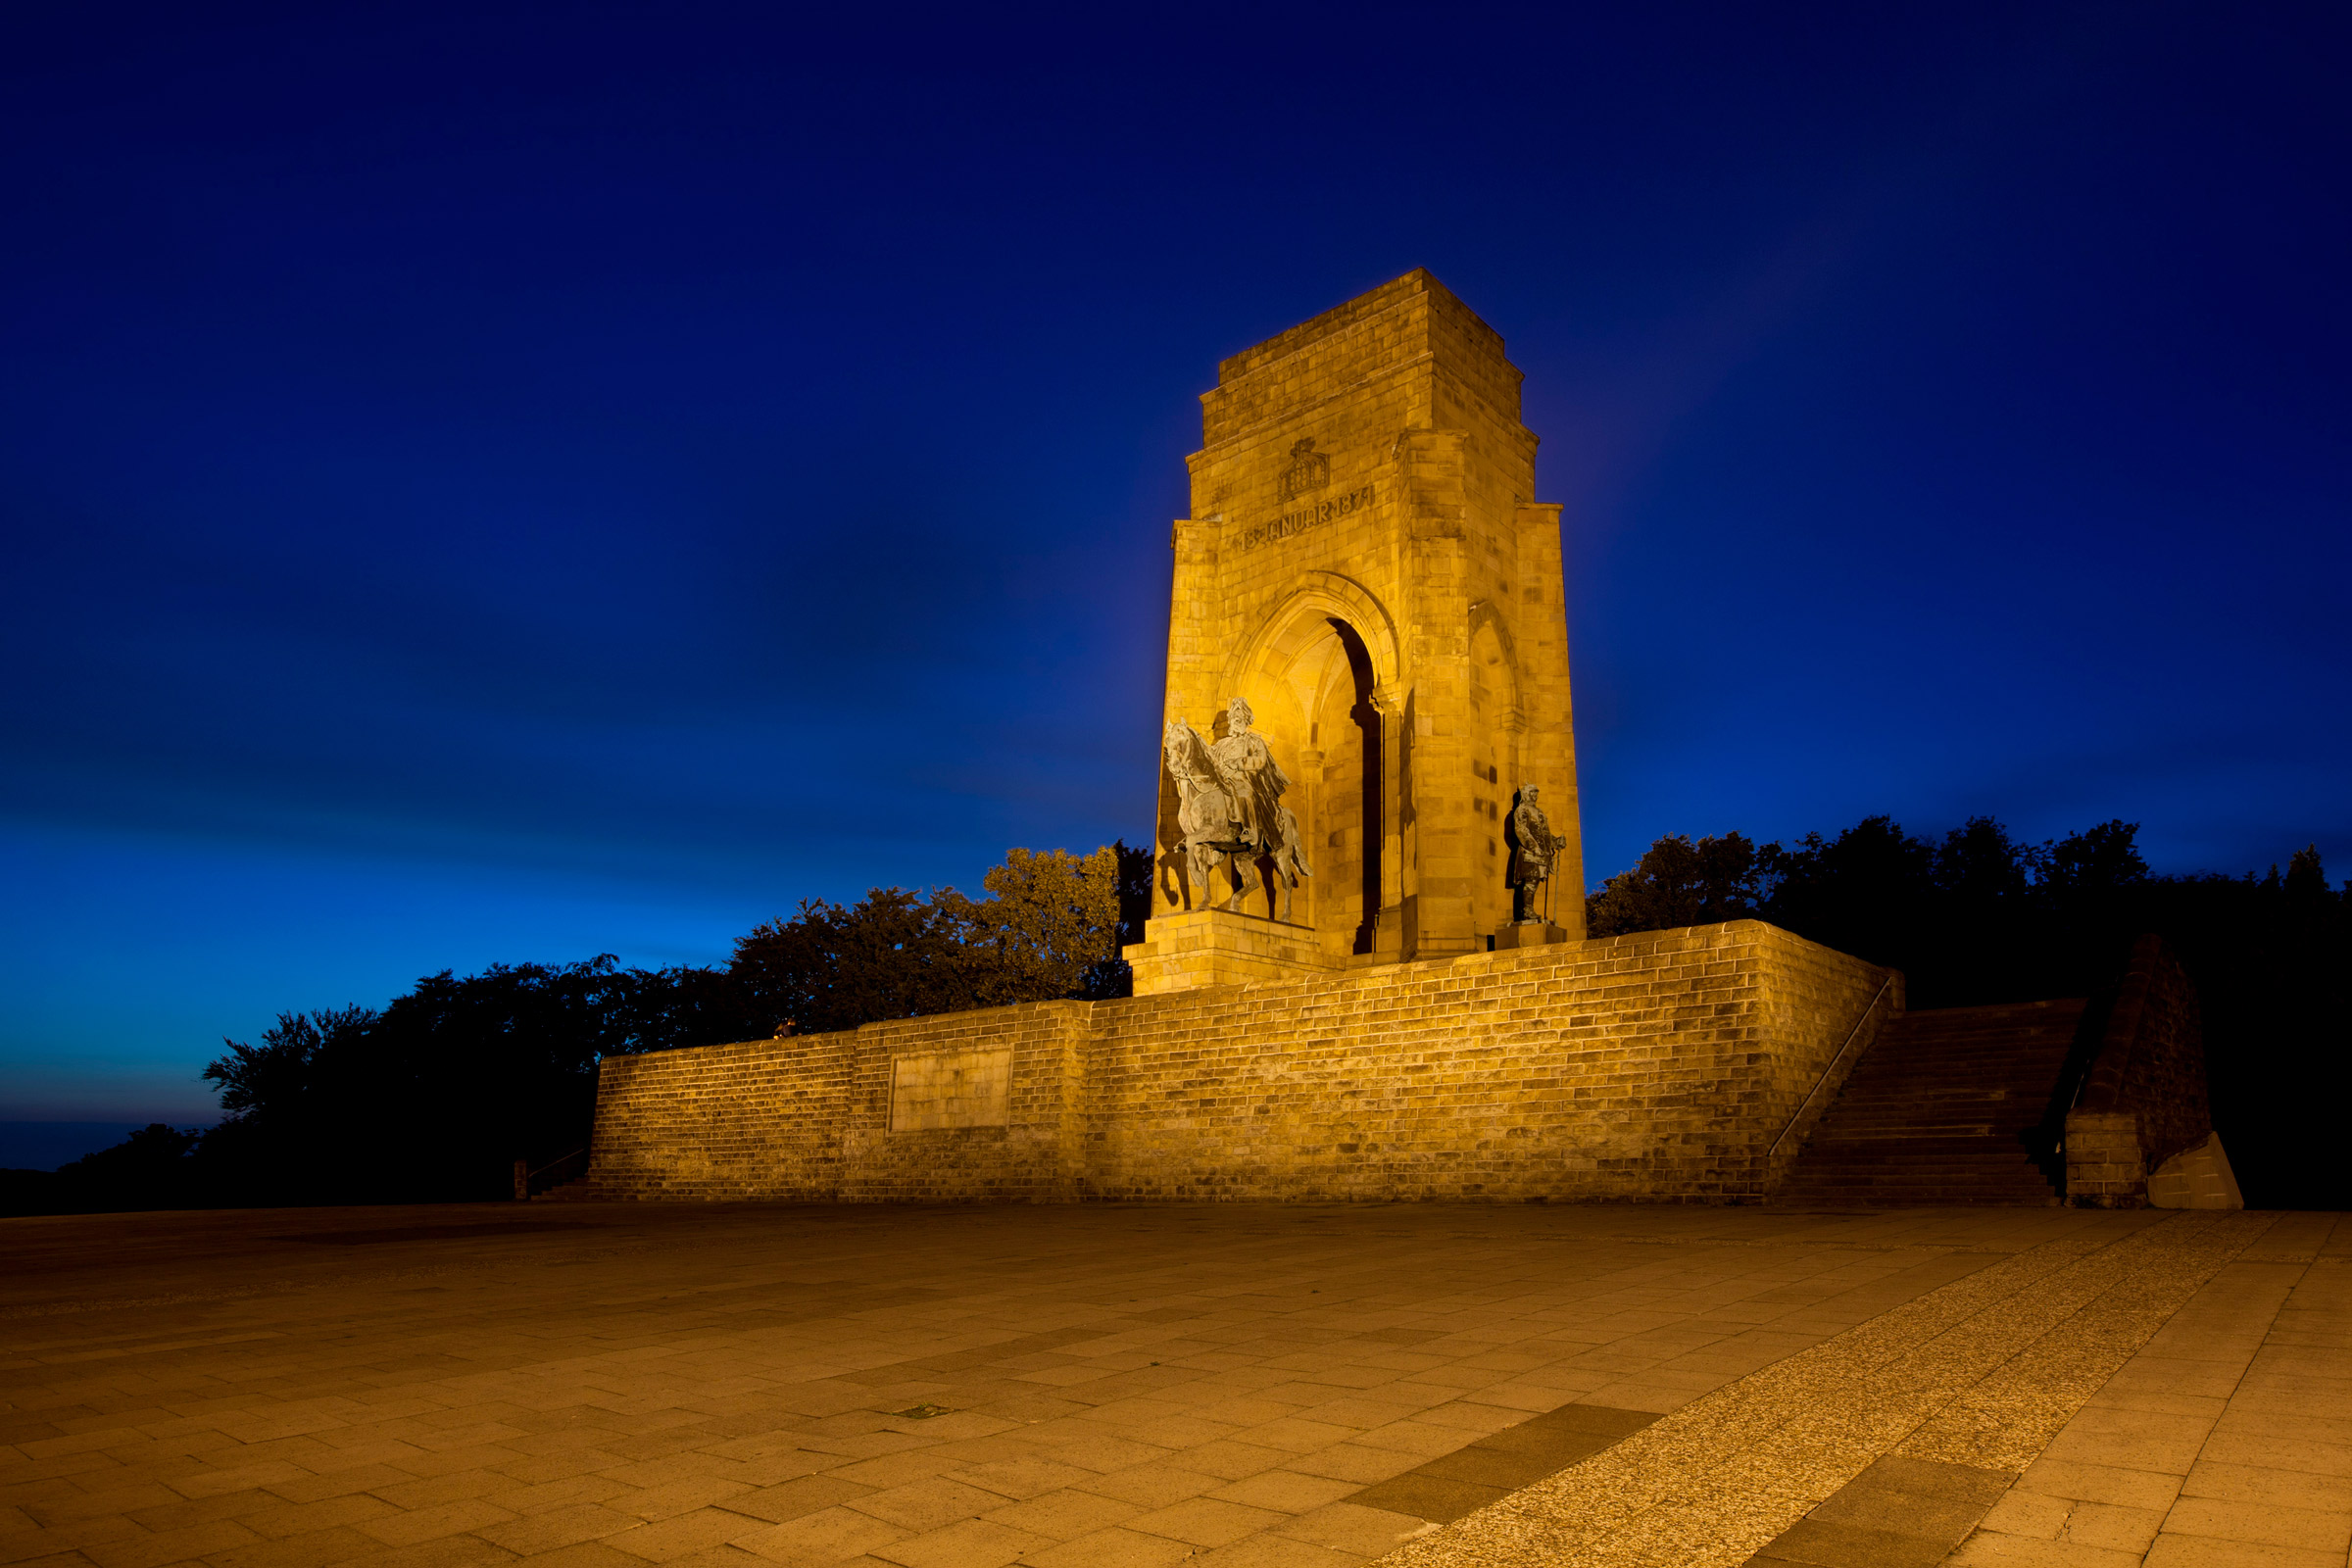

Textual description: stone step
[1823,1107,2061,1125]
[1777,998,2085,1206]
[1812,1117,2053,1132]
[1797,1174,2052,1185]
[1778,1196,2062,1207]
[1823,1112,2058,1126]
[1789,1167,2054,1183]
[1791,1165,2053,1178]
[1783,1188,2058,1200]
[1794,1159,2049,1169]
[1782,1190,2060,1202]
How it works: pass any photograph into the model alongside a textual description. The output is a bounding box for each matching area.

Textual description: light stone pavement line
[1947,1255,2312,1564]
[1565,1220,2273,1568]
[1895,1225,2284,1475]
[1376,1233,2132,1567]
[1379,1212,2278,1568]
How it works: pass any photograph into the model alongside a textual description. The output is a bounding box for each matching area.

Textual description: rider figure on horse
[1209,698,1288,852]
[1162,699,1312,919]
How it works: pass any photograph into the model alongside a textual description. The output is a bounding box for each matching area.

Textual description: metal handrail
[1767,977,1893,1165]
[513,1147,590,1200]
[2064,1014,2107,1115]
[526,1148,588,1181]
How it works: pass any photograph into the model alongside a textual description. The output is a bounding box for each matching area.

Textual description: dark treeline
[1587,817,2352,1207]
[3,845,1151,1215]
[15,822,2345,1213]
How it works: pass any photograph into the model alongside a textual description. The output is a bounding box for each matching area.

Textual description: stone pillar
[1396,428,1480,957]
[2063,1109,2148,1207]
[1373,682,1406,958]
[1294,746,1323,930]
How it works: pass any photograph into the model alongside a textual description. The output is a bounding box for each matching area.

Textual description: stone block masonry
[1125,906,1343,993]
[1158,270,1589,968]
[2065,932,2214,1207]
[567,919,1897,1204]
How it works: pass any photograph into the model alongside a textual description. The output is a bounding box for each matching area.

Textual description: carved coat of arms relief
[1278,437,1330,502]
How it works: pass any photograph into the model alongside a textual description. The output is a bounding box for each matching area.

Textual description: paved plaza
[2,1203,2346,1568]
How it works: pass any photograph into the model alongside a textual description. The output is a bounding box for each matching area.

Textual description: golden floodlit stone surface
[562,277,1945,1217]
[1151,270,1584,974]
[569,922,1896,1203]
[3,1203,2345,1568]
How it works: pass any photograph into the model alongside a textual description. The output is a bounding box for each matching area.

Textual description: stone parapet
[556,919,1897,1206]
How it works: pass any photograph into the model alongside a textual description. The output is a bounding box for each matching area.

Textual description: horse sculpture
[1163,716,1313,920]
[1265,803,1313,921]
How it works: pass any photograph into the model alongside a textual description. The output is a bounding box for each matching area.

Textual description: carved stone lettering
[1233,482,1373,555]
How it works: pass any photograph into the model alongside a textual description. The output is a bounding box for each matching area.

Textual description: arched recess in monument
[1322,620,1383,954]
[1223,576,1398,952]
[1221,573,1400,697]
[1465,607,1522,939]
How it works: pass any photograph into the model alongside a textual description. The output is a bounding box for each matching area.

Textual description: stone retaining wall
[564,920,1896,1204]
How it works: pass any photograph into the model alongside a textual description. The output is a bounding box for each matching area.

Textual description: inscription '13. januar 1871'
[1233,483,1374,555]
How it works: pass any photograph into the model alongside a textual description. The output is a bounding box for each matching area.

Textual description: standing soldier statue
[1506,786,1564,926]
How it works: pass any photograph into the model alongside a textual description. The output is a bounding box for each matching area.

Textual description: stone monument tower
[1128,270,1586,993]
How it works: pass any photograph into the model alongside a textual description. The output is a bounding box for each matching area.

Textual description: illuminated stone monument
[564,271,1911,1208]
[1126,270,1587,993]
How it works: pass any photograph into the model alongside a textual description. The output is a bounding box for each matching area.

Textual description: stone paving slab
[0,1204,2339,1568]
[1950,1211,2352,1568]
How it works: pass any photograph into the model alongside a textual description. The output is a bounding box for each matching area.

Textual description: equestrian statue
[1162,698,1313,921]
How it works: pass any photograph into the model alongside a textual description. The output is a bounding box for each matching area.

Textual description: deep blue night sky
[4,2,2347,1142]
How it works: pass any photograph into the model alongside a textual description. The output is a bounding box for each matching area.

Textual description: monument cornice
[1190,351,1441,456]
[1212,274,1432,381]
[1192,359,1542,463]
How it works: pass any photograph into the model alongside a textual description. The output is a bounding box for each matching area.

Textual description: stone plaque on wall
[888,1048,1013,1132]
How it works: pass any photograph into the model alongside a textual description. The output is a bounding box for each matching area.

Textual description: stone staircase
[1777,999,2091,1206]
